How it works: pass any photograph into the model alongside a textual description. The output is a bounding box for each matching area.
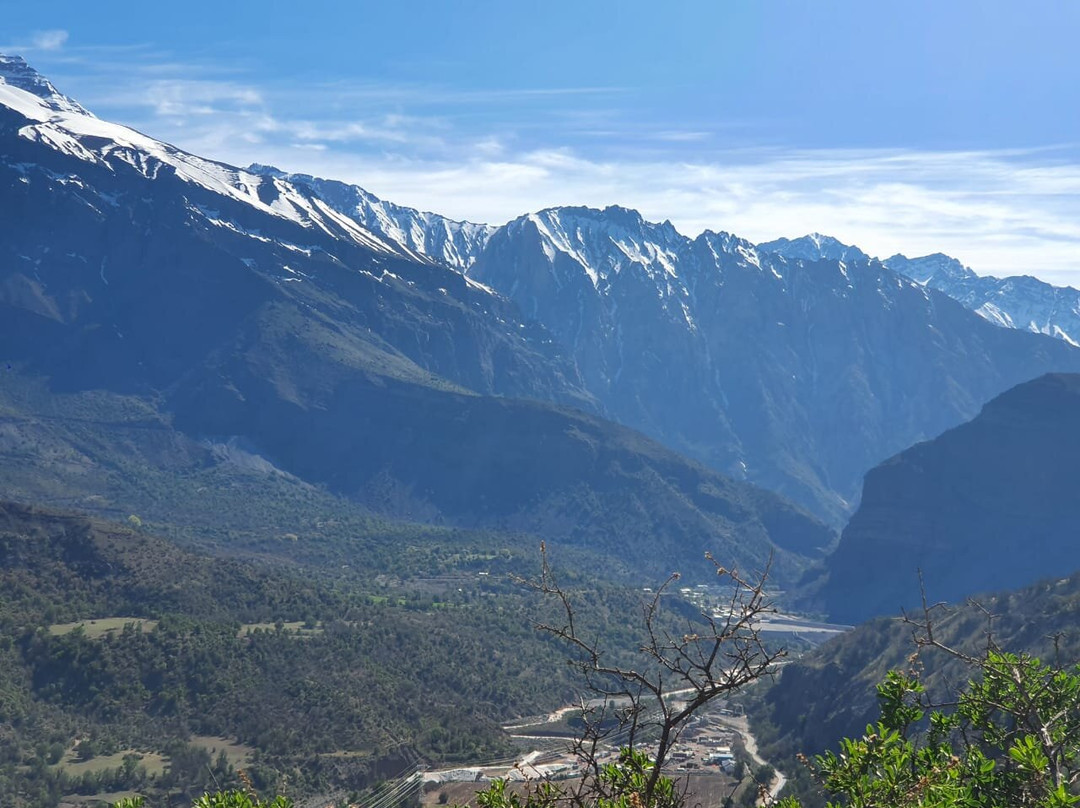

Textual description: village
[424,707,742,785]
[412,575,849,806]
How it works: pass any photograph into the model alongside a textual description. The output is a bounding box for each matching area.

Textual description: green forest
[0,500,664,808]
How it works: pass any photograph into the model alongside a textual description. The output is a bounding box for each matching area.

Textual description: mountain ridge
[755,230,1080,346]
[249,164,496,271]
[756,233,871,265]
[884,252,1080,346]
[466,204,1080,523]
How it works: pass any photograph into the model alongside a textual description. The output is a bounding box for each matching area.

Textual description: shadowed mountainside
[821,373,1080,624]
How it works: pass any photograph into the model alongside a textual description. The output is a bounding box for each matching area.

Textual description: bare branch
[515,546,786,808]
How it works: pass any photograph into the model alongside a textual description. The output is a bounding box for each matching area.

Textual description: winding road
[715,714,787,805]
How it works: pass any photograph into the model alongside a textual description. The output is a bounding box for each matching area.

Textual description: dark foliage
[0,502,650,807]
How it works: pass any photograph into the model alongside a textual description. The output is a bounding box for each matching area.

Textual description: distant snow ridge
[249,166,496,271]
[471,207,914,358]
[756,233,1080,347]
[0,53,408,259]
[885,254,1080,347]
[469,206,863,342]
[757,233,870,265]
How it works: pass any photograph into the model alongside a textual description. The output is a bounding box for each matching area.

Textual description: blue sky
[4,1,1080,283]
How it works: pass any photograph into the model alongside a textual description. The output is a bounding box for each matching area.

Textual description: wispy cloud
[652,131,711,142]
[145,79,264,116]
[0,29,73,54]
[31,30,68,51]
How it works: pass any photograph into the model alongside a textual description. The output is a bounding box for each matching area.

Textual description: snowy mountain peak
[0,54,90,116]
[757,233,870,264]
[520,205,679,242]
[247,163,289,179]
[0,57,412,259]
[506,205,687,290]
[884,252,973,284]
[695,230,776,275]
[698,229,758,255]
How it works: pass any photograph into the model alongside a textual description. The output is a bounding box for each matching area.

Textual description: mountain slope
[468,207,1080,524]
[172,358,834,578]
[821,373,1080,624]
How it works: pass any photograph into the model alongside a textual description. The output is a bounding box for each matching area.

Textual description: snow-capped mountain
[469,207,1080,523]
[473,206,690,330]
[756,231,1080,347]
[6,52,1080,528]
[0,55,429,262]
[0,52,590,406]
[249,165,495,271]
[884,253,1080,346]
[0,54,90,115]
[757,233,870,264]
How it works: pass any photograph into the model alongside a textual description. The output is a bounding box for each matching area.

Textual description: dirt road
[715,714,787,805]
